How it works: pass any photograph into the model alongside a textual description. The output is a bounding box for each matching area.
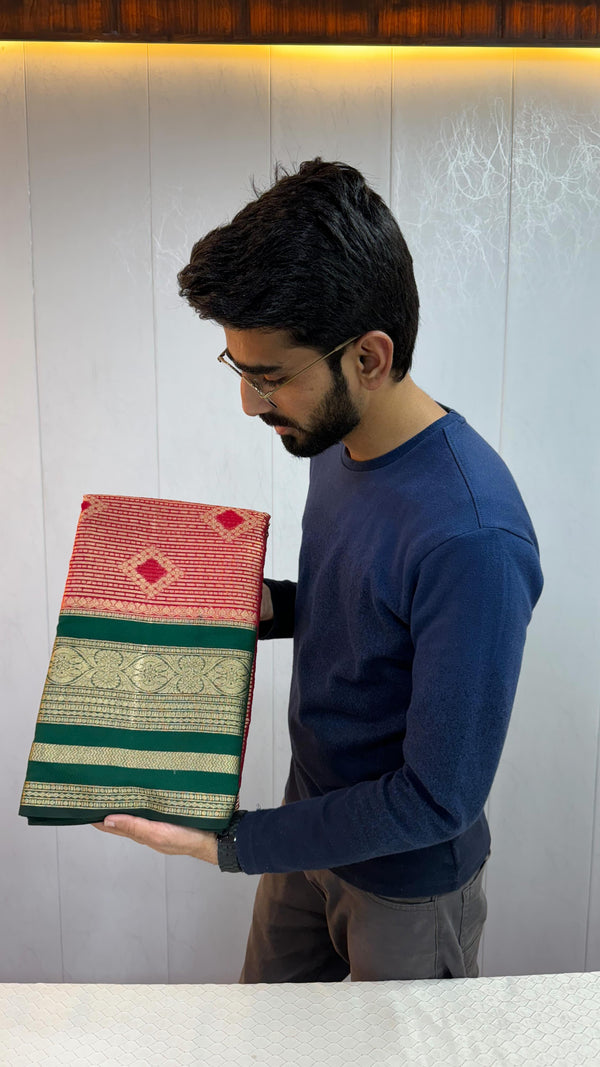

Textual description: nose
[240,378,276,417]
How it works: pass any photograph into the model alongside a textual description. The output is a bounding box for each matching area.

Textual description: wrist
[190,832,219,865]
[207,834,219,865]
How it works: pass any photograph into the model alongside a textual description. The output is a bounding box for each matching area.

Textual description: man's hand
[92,815,218,864]
[260,582,274,622]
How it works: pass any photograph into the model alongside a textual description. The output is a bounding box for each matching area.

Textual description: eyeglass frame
[217,335,361,409]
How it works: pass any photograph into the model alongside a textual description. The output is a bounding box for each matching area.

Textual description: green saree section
[20,781,237,829]
[57,613,257,651]
[23,808,232,829]
[19,615,256,829]
[25,761,238,793]
[32,721,243,755]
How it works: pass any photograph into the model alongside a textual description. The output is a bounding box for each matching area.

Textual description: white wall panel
[0,43,62,982]
[484,49,600,977]
[391,48,514,442]
[148,44,272,982]
[269,44,393,801]
[149,45,271,512]
[24,42,167,982]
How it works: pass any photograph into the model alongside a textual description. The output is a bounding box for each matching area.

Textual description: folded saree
[19,494,269,831]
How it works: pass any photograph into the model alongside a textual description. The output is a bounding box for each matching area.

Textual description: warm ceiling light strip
[0,1,599,45]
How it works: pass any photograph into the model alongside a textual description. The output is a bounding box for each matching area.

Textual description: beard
[260,371,362,458]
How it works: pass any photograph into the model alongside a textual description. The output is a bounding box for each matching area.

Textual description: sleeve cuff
[258,578,297,640]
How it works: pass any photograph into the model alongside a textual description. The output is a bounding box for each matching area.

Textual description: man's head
[178,159,419,457]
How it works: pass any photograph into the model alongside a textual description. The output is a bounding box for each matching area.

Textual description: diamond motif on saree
[216,509,244,531]
[202,505,266,544]
[78,496,108,519]
[120,548,183,598]
[136,557,168,584]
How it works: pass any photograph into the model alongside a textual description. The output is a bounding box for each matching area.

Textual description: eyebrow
[226,350,285,375]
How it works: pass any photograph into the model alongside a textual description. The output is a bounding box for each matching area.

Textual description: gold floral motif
[175,654,207,693]
[46,638,250,697]
[30,743,238,775]
[126,654,174,693]
[207,657,251,696]
[47,646,89,685]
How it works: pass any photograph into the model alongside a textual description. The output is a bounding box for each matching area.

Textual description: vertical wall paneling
[147,44,272,982]
[484,48,600,977]
[24,42,167,982]
[0,43,62,981]
[269,44,393,800]
[390,49,514,973]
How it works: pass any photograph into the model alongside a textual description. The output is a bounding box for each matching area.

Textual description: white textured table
[1,973,599,1066]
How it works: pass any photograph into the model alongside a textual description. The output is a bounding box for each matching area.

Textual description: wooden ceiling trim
[1,2,599,45]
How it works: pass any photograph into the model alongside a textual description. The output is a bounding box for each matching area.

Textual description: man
[94,160,544,982]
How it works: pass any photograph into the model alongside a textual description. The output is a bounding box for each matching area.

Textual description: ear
[355,331,394,389]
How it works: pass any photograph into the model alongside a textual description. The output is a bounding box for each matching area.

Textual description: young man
[95,160,544,983]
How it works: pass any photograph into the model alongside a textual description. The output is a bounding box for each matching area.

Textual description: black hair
[177,159,419,382]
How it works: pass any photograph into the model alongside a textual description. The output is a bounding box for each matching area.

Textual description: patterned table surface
[1,972,600,1066]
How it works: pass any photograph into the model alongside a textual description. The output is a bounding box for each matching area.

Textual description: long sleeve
[236,527,543,875]
[258,578,297,640]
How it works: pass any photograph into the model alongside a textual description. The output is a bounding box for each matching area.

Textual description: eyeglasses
[217,335,361,409]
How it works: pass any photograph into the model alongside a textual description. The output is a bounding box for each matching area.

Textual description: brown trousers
[239,854,490,983]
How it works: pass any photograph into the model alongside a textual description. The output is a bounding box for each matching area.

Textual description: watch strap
[217,809,247,872]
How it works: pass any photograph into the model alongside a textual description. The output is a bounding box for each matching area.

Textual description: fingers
[260,582,274,622]
[91,814,191,852]
[91,815,149,839]
[89,815,219,863]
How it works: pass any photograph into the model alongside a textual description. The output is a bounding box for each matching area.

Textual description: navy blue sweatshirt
[235,406,544,895]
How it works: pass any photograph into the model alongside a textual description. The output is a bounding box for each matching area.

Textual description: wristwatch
[216,809,247,872]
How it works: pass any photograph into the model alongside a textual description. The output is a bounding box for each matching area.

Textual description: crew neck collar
[340,405,463,471]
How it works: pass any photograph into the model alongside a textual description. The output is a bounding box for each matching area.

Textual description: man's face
[223,329,362,458]
[259,367,362,457]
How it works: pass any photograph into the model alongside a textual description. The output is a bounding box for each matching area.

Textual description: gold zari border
[21,781,234,819]
[46,638,251,697]
[60,598,258,625]
[37,702,244,734]
[30,743,238,775]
